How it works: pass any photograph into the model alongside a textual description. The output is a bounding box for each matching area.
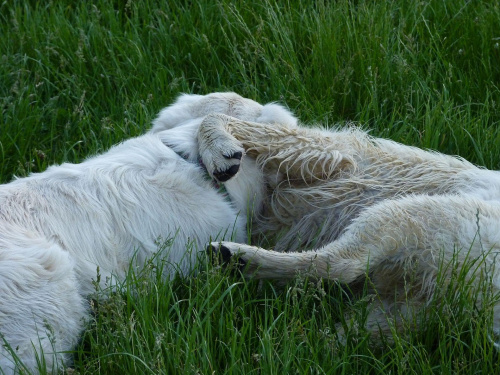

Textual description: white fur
[151,92,297,220]
[189,93,500,343]
[0,92,294,374]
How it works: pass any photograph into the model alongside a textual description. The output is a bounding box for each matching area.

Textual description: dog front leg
[209,239,365,283]
[198,114,353,183]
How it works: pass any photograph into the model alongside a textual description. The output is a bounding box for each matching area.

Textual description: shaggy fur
[0,93,290,374]
[193,93,500,343]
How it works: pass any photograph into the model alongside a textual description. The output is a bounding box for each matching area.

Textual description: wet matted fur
[192,93,500,344]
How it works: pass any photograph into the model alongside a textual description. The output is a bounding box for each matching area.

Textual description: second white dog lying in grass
[191,94,500,344]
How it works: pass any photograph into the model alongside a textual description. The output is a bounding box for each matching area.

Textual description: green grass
[1,0,500,373]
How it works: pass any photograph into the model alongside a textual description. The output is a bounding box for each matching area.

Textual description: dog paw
[207,242,248,271]
[200,145,244,182]
[212,151,243,182]
[198,114,245,182]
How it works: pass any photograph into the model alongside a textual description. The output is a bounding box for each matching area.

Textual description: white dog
[0,93,291,374]
[191,94,500,343]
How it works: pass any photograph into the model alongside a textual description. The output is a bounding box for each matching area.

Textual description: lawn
[1,0,500,373]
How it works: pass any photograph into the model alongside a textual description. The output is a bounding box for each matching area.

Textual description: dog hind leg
[0,240,86,374]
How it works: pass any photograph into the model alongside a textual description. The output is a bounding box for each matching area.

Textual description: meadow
[1,0,500,373]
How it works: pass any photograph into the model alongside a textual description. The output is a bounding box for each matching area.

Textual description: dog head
[150,92,297,133]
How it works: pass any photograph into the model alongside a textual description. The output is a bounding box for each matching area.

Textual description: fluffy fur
[192,93,500,343]
[0,92,291,374]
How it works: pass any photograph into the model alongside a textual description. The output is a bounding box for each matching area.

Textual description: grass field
[1,0,500,373]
